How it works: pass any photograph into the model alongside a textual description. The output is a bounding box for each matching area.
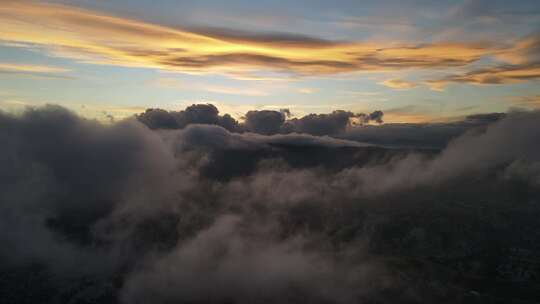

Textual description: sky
[0,0,539,122]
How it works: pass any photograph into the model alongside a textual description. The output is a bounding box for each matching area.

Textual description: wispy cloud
[426,33,540,90]
[379,78,417,90]
[0,1,499,78]
[509,95,540,109]
[154,78,270,96]
[297,88,317,94]
[426,63,540,90]
[381,105,444,123]
[0,63,69,74]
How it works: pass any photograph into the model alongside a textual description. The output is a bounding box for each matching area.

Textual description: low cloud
[1,104,539,303]
[244,110,287,135]
[339,112,504,149]
[284,110,384,136]
[137,105,385,137]
[137,104,239,131]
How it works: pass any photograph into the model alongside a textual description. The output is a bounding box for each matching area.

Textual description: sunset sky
[1,0,539,122]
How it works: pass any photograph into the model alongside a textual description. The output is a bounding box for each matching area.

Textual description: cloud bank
[1,104,540,303]
[136,104,385,137]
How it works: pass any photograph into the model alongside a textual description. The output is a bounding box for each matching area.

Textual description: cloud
[0,63,69,74]
[463,112,506,123]
[137,104,239,131]
[0,105,177,272]
[494,33,540,65]
[0,62,71,78]
[284,110,383,136]
[510,95,540,108]
[121,215,387,304]
[0,2,497,77]
[426,33,540,89]
[368,110,384,123]
[244,110,287,135]
[154,78,270,96]
[298,88,317,94]
[176,123,372,152]
[379,78,417,90]
[426,63,540,89]
[136,105,384,137]
[340,112,505,149]
[204,86,270,96]
[1,104,540,303]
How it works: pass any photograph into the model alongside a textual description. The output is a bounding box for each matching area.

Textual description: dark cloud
[138,105,384,138]
[285,110,355,136]
[136,108,179,129]
[121,215,390,304]
[368,110,384,123]
[244,110,286,135]
[340,112,505,149]
[189,26,342,47]
[1,105,540,304]
[135,105,516,151]
[137,103,239,131]
[283,110,383,136]
[0,105,175,274]
[464,112,506,123]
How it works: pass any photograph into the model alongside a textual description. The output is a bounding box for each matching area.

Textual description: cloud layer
[1,104,540,303]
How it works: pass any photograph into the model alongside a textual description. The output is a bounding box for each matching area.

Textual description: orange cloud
[0,62,69,74]
[510,95,540,109]
[381,105,449,123]
[426,33,540,89]
[426,63,540,90]
[0,1,498,77]
[494,34,540,65]
[379,78,417,90]
[297,88,317,94]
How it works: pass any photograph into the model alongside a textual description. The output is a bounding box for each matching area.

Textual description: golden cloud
[494,34,540,65]
[510,95,540,109]
[0,1,498,77]
[426,63,540,90]
[426,33,540,90]
[297,88,317,94]
[0,62,69,74]
[379,78,417,90]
